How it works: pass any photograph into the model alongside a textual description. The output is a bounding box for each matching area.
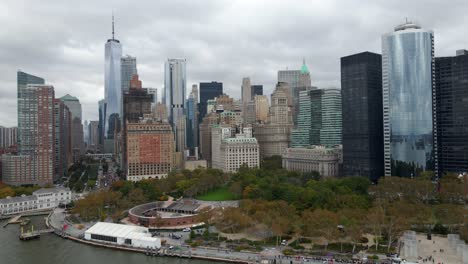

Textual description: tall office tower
[154,102,168,122]
[17,71,45,151]
[144,88,158,110]
[3,84,55,186]
[104,16,122,152]
[54,99,72,181]
[98,99,106,151]
[254,95,269,123]
[186,85,199,152]
[291,88,342,147]
[88,121,99,152]
[382,22,435,177]
[252,85,263,97]
[126,118,174,182]
[163,58,186,152]
[199,82,223,123]
[254,82,293,158]
[278,59,312,124]
[83,120,89,147]
[60,94,84,162]
[241,77,252,103]
[0,126,18,148]
[122,74,153,173]
[199,113,219,165]
[341,52,384,180]
[121,55,137,92]
[435,50,468,175]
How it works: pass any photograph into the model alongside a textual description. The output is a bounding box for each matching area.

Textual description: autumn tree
[302,209,339,250]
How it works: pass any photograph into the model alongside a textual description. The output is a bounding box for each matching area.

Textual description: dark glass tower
[341,52,384,180]
[251,85,263,97]
[198,82,223,123]
[435,50,468,175]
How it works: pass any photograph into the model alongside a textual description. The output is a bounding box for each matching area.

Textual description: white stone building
[282,145,342,177]
[212,126,260,173]
[0,187,71,216]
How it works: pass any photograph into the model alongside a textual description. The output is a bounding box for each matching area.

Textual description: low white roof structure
[86,222,149,238]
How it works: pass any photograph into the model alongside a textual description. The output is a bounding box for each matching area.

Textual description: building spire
[112,12,115,40]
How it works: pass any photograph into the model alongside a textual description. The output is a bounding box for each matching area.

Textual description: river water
[0,217,217,264]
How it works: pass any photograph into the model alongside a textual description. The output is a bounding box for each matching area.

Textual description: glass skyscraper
[382,22,436,177]
[104,17,122,152]
[121,55,137,92]
[163,58,186,152]
[341,52,384,180]
[199,82,223,123]
[291,88,341,147]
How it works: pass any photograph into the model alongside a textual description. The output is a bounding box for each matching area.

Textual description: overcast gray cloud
[1,0,467,127]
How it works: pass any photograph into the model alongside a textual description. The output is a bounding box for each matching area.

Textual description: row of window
[90,234,117,243]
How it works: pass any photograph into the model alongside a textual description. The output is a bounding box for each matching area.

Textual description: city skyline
[1,0,467,127]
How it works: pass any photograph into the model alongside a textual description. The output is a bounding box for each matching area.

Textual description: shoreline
[46,210,248,264]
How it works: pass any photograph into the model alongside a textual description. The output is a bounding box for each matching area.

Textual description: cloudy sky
[0,0,467,127]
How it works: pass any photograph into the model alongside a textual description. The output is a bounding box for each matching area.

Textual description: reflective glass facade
[382,23,436,177]
[199,82,223,124]
[104,38,122,142]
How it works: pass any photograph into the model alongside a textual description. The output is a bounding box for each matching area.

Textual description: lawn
[196,187,238,201]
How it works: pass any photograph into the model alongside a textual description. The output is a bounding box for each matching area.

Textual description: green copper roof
[59,94,79,101]
[300,58,309,74]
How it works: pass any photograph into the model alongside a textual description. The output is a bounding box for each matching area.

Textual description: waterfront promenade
[47,208,349,264]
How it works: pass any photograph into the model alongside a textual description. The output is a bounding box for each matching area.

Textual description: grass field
[196,186,238,201]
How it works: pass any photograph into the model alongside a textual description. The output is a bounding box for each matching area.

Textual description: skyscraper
[291,88,342,147]
[254,95,269,123]
[17,71,45,151]
[88,120,99,152]
[186,85,199,153]
[4,82,55,186]
[252,85,263,97]
[341,52,384,180]
[199,82,223,123]
[241,77,252,103]
[121,55,137,92]
[60,94,84,162]
[382,22,435,177]
[254,82,293,158]
[104,16,122,152]
[278,59,312,124]
[54,99,72,181]
[435,50,468,175]
[163,58,186,152]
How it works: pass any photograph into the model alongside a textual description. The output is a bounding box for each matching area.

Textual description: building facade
[278,59,312,124]
[88,121,99,152]
[341,52,384,180]
[0,126,17,149]
[282,146,342,177]
[54,99,72,181]
[435,50,468,175]
[186,85,199,153]
[163,59,186,152]
[252,85,263,97]
[121,55,137,92]
[382,22,436,177]
[291,88,342,147]
[212,127,259,173]
[60,94,83,162]
[254,82,293,158]
[0,187,71,216]
[199,82,223,124]
[126,119,174,182]
[254,95,269,123]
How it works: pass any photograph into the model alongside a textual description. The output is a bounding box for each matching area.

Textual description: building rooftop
[0,194,36,204]
[59,94,79,101]
[33,187,70,195]
[85,222,152,239]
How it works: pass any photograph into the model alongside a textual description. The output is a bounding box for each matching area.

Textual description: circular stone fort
[128,199,218,228]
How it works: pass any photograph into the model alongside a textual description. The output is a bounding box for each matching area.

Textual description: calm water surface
[0,217,217,264]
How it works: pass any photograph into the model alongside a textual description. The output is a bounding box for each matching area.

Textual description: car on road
[182,228,191,232]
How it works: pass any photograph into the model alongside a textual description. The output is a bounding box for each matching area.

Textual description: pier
[2,215,22,228]
[19,226,54,241]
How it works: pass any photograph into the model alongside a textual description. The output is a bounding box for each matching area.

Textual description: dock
[2,215,22,228]
[19,226,54,241]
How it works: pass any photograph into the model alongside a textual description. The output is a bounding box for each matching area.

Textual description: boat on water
[20,218,31,226]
